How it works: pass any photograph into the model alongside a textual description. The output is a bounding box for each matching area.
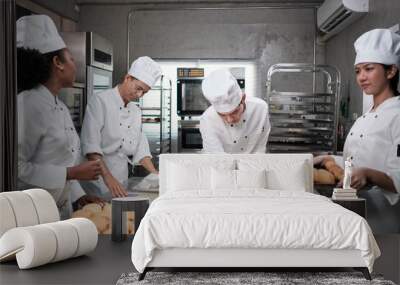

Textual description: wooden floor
[0,235,398,285]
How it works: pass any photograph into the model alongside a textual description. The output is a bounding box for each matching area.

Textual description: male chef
[200,69,271,153]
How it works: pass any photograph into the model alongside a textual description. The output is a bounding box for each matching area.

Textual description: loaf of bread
[72,203,135,235]
[323,159,344,181]
[314,168,336,184]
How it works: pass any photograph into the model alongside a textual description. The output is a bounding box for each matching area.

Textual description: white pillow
[266,166,307,191]
[211,168,268,191]
[237,158,309,191]
[237,169,267,189]
[211,168,236,190]
[167,160,235,192]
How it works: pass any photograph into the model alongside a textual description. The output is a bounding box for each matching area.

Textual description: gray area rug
[116,271,395,285]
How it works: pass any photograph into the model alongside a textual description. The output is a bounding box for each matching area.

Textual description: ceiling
[75,0,325,7]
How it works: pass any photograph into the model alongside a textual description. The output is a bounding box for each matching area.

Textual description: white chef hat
[128,56,162,88]
[354,29,400,67]
[17,15,66,54]
[202,69,242,113]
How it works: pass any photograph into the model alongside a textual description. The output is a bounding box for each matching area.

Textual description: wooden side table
[331,198,366,218]
[111,196,150,242]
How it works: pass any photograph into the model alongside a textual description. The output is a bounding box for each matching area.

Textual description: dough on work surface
[72,203,136,235]
[71,209,94,219]
[90,214,110,233]
[82,203,102,214]
[101,203,111,217]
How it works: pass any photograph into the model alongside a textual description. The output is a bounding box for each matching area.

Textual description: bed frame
[139,248,370,280]
[138,154,372,281]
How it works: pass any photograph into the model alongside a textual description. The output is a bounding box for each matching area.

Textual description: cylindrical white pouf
[42,221,79,262]
[64,218,98,257]
[0,226,57,269]
[1,192,39,227]
[24,189,59,223]
[0,196,17,237]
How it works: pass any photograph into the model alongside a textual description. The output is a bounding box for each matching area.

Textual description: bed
[131,154,380,280]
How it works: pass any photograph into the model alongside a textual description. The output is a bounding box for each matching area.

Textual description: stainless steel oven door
[178,127,203,152]
[177,78,209,116]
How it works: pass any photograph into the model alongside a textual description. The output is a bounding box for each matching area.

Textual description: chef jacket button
[245,136,248,139]
[350,132,353,136]
[241,148,244,151]
[120,107,122,110]
[128,126,130,128]
[130,141,132,144]
[374,114,378,118]
[233,140,237,143]
[362,115,366,118]
[60,107,63,111]
[350,156,353,160]
[119,145,122,148]
[122,138,125,142]
[243,119,246,123]
[230,124,234,127]
[71,149,74,152]
[360,134,363,138]
[120,123,122,126]
[70,127,74,131]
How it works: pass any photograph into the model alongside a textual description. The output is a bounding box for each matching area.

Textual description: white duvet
[131,190,380,273]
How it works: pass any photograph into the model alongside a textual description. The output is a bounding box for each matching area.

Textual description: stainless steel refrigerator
[59,31,113,132]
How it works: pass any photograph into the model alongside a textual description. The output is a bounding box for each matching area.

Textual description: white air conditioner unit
[317,0,369,41]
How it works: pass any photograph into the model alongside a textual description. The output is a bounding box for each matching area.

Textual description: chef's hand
[104,174,128,197]
[67,160,102,180]
[350,168,368,190]
[73,195,106,210]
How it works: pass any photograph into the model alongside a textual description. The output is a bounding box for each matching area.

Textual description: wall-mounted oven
[177,69,245,116]
[178,120,203,152]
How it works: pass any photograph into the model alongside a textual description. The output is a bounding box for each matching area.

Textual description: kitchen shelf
[139,75,172,165]
[265,63,341,153]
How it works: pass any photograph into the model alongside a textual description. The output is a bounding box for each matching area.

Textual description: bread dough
[90,214,110,233]
[71,209,94,219]
[82,203,102,214]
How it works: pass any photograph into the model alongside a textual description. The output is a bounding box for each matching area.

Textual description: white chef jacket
[80,87,151,195]
[200,96,270,154]
[17,84,85,216]
[342,96,400,233]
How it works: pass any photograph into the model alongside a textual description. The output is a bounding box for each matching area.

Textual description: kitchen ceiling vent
[317,0,369,41]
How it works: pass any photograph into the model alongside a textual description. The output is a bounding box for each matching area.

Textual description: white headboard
[159,153,313,195]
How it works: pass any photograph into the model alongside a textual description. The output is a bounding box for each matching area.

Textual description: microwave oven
[177,78,209,116]
[177,78,245,116]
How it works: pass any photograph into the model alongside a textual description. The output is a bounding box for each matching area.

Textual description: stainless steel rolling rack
[139,75,172,163]
[265,63,341,153]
